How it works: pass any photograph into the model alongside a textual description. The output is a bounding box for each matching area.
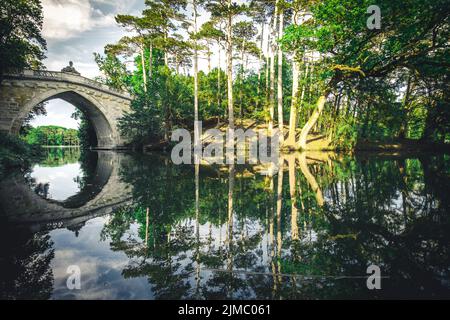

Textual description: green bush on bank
[0,134,43,177]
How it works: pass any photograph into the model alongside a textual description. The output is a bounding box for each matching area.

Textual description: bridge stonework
[0,152,132,233]
[0,70,132,149]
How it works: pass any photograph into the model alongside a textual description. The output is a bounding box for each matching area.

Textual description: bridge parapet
[7,70,132,101]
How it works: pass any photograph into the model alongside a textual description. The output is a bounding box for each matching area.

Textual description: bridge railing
[16,70,131,99]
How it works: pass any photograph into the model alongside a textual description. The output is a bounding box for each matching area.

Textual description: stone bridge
[0,70,132,149]
[0,152,133,233]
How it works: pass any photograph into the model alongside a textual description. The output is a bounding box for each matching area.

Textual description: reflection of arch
[0,152,132,232]
[56,151,111,208]
[11,90,115,148]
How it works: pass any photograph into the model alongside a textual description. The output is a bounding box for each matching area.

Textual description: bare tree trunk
[285,12,301,148]
[140,46,147,92]
[277,7,284,143]
[285,58,299,148]
[193,0,200,163]
[269,6,278,135]
[226,0,234,130]
[148,43,153,80]
[218,44,222,123]
[257,21,265,109]
[265,33,270,125]
[298,95,327,150]
[239,39,245,121]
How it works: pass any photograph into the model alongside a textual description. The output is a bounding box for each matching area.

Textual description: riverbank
[0,134,43,178]
[143,119,450,153]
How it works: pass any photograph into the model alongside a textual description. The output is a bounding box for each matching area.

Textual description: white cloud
[30,99,80,129]
[42,0,116,40]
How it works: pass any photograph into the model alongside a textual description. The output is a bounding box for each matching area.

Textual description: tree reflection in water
[99,152,450,299]
[0,225,54,299]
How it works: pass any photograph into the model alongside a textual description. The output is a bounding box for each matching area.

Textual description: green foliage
[71,110,97,149]
[93,52,129,90]
[0,134,42,177]
[22,126,80,146]
[100,0,449,149]
[0,0,47,78]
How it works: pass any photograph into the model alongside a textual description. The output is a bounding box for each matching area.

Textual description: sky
[31,0,258,129]
[31,0,146,129]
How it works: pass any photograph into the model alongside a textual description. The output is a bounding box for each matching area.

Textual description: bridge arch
[12,89,116,148]
[0,70,132,149]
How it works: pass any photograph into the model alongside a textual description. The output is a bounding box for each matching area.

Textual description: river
[0,147,449,299]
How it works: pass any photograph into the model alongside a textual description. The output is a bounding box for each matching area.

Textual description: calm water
[0,147,449,299]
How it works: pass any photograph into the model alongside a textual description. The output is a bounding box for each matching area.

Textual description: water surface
[0,148,449,299]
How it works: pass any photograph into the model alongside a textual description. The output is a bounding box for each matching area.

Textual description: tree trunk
[398,75,412,139]
[285,58,299,148]
[277,7,284,143]
[218,44,222,123]
[257,21,265,110]
[193,0,200,163]
[239,39,245,121]
[269,7,278,135]
[226,1,234,130]
[148,43,153,80]
[140,46,147,92]
[298,95,327,150]
[265,33,270,125]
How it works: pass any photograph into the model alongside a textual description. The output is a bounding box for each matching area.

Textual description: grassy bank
[144,119,450,153]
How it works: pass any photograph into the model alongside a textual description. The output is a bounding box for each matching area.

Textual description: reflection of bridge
[0,152,132,232]
[0,70,132,149]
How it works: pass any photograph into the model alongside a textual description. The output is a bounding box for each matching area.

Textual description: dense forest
[91,0,449,150]
[23,125,80,146]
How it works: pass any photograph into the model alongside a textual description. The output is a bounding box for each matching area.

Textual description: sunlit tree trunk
[218,44,222,123]
[298,95,327,150]
[226,0,234,130]
[193,0,200,161]
[286,58,299,148]
[257,21,264,110]
[268,7,278,134]
[277,7,284,143]
[140,46,147,92]
[207,47,211,73]
[148,43,153,80]
[239,38,246,121]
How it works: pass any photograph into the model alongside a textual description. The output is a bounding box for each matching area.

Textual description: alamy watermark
[367,5,381,30]
[66,265,81,290]
[366,264,382,290]
[171,121,281,173]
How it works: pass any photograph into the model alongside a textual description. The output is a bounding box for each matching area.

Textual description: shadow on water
[0,150,449,299]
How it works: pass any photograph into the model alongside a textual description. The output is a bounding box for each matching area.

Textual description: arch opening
[13,90,115,149]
